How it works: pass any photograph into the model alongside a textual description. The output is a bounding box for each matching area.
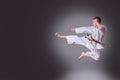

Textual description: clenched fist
[71,28,75,32]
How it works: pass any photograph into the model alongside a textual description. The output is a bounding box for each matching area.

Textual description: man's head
[92,16,101,26]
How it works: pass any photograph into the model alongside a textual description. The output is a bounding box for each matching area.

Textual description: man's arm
[71,27,76,32]
[71,26,93,34]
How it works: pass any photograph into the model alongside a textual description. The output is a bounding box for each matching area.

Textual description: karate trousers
[66,35,102,60]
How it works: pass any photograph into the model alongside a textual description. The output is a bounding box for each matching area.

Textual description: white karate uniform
[66,25,106,60]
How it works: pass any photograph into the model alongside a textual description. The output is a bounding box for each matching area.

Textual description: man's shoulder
[101,24,107,32]
[101,24,106,28]
[101,24,107,29]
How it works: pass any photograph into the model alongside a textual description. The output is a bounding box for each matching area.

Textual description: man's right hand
[71,28,75,32]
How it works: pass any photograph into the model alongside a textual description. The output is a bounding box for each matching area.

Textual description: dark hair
[93,16,101,23]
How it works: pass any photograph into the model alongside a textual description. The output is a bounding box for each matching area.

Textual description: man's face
[92,19,97,27]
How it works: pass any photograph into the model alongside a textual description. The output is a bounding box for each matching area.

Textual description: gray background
[0,0,119,80]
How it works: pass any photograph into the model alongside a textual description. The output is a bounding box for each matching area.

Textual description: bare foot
[78,52,86,60]
[55,32,66,39]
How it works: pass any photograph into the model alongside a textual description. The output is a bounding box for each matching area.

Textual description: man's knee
[87,53,100,61]
[93,55,100,61]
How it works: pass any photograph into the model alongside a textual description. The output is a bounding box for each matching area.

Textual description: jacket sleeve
[75,26,93,34]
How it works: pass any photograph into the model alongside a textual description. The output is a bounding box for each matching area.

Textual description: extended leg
[55,32,83,45]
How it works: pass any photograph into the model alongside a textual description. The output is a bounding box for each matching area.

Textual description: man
[55,16,107,61]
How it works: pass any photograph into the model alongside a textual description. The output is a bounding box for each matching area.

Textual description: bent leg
[78,52,88,60]
[86,49,100,61]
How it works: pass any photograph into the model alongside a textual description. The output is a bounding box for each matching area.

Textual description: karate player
[55,17,107,61]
